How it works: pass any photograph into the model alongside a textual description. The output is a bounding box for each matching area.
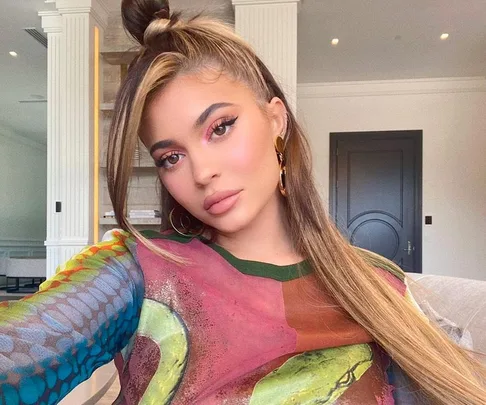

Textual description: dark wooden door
[330,131,422,273]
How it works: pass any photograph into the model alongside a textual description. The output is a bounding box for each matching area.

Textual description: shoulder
[56,228,138,274]
[43,228,144,299]
[137,229,206,252]
[354,247,426,315]
[133,229,211,267]
[139,229,198,244]
[354,247,407,296]
[354,247,405,282]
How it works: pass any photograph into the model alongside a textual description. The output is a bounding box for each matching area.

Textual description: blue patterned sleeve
[0,230,144,405]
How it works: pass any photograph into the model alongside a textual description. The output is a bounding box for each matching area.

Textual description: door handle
[403,241,415,256]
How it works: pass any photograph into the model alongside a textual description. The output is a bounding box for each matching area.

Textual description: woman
[1,0,485,404]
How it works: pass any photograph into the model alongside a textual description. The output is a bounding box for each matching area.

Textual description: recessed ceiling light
[440,33,449,40]
[9,51,18,57]
[331,38,339,46]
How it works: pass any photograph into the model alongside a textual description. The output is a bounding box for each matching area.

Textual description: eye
[210,116,238,140]
[213,125,226,136]
[156,152,184,169]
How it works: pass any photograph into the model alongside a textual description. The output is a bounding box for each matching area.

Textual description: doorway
[329,131,422,273]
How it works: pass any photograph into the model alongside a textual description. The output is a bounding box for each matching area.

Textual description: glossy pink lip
[204,190,242,212]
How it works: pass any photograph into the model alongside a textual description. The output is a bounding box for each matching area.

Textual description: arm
[0,230,144,405]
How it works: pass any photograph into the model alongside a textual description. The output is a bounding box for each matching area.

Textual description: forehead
[147,71,255,120]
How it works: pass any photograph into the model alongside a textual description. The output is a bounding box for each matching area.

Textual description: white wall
[0,130,47,246]
[297,77,486,280]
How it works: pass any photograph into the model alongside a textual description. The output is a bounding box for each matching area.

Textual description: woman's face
[142,71,287,234]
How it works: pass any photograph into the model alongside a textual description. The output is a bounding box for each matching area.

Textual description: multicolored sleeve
[0,229,144,405]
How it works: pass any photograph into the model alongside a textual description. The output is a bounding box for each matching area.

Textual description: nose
[191,152,219,187]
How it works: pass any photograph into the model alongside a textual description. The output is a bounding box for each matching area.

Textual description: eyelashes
[155,151,183,169]
[156,116,239,170]
[209,116,238,139]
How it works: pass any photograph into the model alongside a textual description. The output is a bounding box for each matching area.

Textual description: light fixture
[9,51,18,57]
[440,33,449,40]
[331,38,339,46]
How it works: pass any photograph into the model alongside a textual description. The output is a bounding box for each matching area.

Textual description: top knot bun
[121,0,170,46]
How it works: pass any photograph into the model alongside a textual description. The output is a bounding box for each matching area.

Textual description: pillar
[40,0,108,277]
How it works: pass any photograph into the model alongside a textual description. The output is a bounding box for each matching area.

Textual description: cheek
[226,126,276,175]
[159,172,191,206]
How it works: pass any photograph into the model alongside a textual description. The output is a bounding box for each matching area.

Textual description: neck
[214,191,303,265]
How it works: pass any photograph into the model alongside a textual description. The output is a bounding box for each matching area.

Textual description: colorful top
[0,230,420,405]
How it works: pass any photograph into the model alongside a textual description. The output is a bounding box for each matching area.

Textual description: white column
[40,11,63,278]
[232,0,300,112]
[40,0,108,277]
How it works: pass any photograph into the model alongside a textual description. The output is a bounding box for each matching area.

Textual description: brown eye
[213,125,226,136]
[209,117,238,140]
[167,154,180,165]
[157,153,184,169]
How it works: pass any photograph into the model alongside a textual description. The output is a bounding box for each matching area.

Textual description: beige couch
[407,273,486,363]
[5,258,46,293]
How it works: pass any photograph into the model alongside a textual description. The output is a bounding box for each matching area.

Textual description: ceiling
[2,0,486,144]
[298,0,486,82]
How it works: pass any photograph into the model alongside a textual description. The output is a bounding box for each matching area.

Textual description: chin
[206,209,252,235]
[209,219,248,235]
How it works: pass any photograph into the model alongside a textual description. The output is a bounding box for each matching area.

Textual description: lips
[204,190,242,211]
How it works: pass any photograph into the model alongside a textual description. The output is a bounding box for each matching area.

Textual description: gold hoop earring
[169,207,205,237]
[279,165,287,197]
[274,135,287,197]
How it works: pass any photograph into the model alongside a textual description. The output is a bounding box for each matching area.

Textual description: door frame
[329,130,423,273]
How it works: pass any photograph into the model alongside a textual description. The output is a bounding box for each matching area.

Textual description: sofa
[407,273,486,364]
[4,258,46,293]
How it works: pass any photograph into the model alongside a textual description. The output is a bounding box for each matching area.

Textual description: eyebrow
[194,102,235,129]
[149,102,235,155]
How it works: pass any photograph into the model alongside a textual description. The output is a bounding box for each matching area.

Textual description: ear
[266,97,288,141]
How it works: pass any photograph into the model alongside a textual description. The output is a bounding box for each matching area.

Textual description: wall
[297,77,486,280]
[0,129,47,253]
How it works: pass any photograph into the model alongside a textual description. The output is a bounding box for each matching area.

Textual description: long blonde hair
[108,1,486,403]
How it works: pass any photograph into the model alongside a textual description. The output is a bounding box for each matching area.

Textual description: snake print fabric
[0,230,144,405]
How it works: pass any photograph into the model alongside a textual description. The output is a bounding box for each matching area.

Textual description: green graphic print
[136,299,189,404]
[250,344,373,405]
